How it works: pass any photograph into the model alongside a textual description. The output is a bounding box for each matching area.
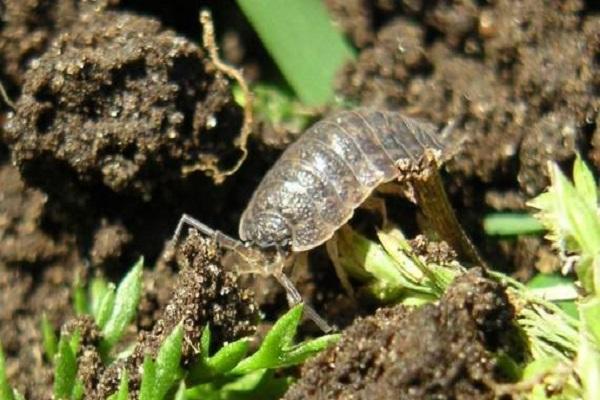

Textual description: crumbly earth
[0,0,597,398]
[328,0,598,272]
[4,8,242,198]
[284,268,520,400]
[78,232,257,399]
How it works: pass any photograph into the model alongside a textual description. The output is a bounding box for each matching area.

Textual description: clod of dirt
[90,220,132,267]
[0,162,68,264]
[284,268,519,400]
[517,112,578,195]
[0,0,78,88]
[4,8,243,199]
[90,231,257,399]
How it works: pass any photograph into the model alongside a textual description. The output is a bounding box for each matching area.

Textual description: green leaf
[139,356,157,400]
[0,342,16,400]
[200,324,211,357]
[527,274,578,302]
[106,370,129,400]
[89,277,110,317]
[550,163,600,258]
[174,381,187,400]
[572,155,597,210]
[236,0,355,105]
[154,324,185,399]
[483,212,545,236]
[278,333,340,367]
[231,304,338,374]
[53,334,79,399]
[577,329,600,400]
[95,284,116,330]
[101,258,143,349]
[73,276,88,316]
[580,297,600,347]
[41,314,58,360]
[232,304,303,374]
[72,380,85,400]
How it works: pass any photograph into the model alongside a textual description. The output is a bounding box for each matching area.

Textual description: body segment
[239,109,446,252]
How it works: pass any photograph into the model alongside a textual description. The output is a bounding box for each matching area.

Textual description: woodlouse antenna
[172,214,333,332]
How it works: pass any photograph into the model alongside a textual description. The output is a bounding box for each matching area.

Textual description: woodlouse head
[239,210,292,251]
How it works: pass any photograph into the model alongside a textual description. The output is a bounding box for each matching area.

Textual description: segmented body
[239,109,446,252]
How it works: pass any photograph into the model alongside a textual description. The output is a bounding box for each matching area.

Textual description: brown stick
[409,150,489,269]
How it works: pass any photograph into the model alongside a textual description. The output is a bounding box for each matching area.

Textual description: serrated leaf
[95,285,116,329]
[231,304,303,374]
[107,370,128,400]
[200,324,211,357]
[580,297,600,347]
[0,342,16,400]
[73,276,87,316]
[53,335,78,399]
[139,356,157,400]
[41,314,58,360]
[577,329,600,400]
[154,324,185,399]
[207,339,249,374]
[573,155,597,210]
[550,163,600,257]
[90,277,110,317]
[277,333,340,367]
[102,258,143,349]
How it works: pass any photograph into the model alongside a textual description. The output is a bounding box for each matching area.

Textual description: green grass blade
[102,258,143,349]
[154,324,184,399]
[236,0,355,105]
[483,212,546,236]
[41,314,58,360]
[139,356,157,400]
[53,335,78,399]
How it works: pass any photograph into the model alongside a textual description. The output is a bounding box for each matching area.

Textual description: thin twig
[183,10,254,184]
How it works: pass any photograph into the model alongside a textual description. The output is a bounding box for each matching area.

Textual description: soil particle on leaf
[284,268,519,400]
[4,8,243,199]
[90,231,257,399]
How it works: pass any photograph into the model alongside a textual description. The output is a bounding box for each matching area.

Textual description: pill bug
[239,108,446,252]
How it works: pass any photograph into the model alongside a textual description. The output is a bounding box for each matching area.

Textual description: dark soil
[284,268,521,400]
[329,0,599,271]
[0,0,597,398]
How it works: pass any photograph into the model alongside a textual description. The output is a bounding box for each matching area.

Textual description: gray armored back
[239,109,447,252]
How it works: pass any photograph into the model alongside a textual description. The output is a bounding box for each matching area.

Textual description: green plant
[28,255,338,400]
[236,0,355,106]
[529,156,600,399]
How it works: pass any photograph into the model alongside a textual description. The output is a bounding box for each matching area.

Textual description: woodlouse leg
[325,233,356,300]
[173,213,242,251]
[173,214,334,332]
[273,271,334,333]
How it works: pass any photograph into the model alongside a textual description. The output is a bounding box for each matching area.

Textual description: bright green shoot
[236,0,355,105]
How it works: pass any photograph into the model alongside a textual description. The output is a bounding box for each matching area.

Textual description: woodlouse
[238,109,446,252]
[175,108,483,331]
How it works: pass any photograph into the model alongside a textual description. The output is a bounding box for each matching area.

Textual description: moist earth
[0,0,597,398]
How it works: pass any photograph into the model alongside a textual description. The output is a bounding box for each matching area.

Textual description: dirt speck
[284,268,519,400]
